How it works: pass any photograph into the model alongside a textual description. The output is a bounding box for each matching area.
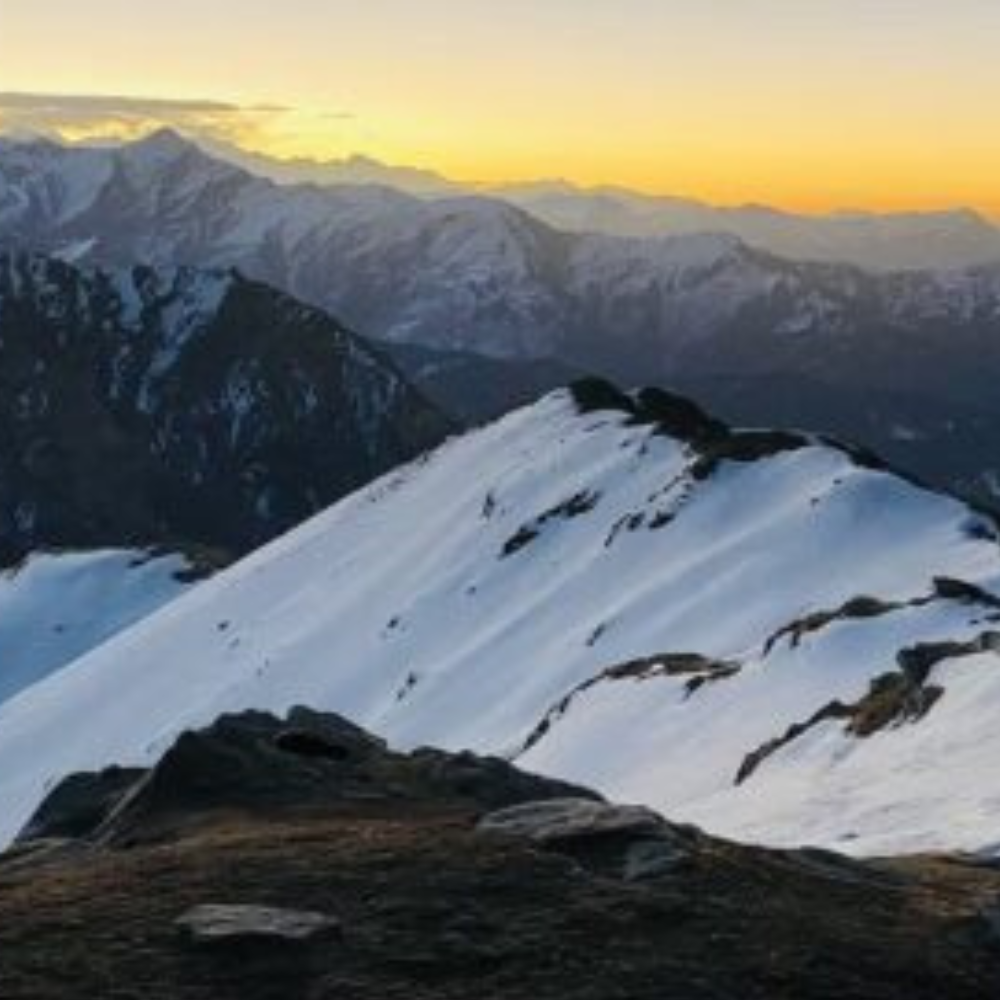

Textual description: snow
[0,391,998,854]
[0,549,195,707]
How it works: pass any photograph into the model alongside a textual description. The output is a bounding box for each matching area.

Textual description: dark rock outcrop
[2,708,1000,999]
[17,708,595,847]
[0,253,452,561]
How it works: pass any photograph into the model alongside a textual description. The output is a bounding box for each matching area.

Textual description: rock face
[478,798,695,882]
[15,766,144,843]
[2,709,1000,999]
[477,798,666,844]
[176,904,340,945]
[16,708,597,846]
[0,252,451,560]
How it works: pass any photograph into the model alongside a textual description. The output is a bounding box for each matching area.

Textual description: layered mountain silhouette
[4,131,1000,504]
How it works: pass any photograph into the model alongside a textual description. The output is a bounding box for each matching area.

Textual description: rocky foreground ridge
[1,708,998,999]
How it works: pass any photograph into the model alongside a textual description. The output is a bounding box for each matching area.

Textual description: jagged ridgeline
[0,252,452,561]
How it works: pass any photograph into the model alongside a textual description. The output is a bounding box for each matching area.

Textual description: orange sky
[2,0,999,217]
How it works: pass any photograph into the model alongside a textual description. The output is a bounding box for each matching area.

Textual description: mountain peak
[120,128,202,168]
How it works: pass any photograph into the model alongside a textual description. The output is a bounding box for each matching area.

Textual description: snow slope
[1,385,999,855]
[0,548,195,706]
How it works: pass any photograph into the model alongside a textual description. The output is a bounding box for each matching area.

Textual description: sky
[2,0,999,216]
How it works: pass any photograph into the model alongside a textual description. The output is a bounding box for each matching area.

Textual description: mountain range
[4,131,1000,506]
[0,250,450,561]
[2,382,999,857]
[203,138,1000,272]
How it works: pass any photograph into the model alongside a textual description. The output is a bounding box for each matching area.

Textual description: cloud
[0,91,349,153]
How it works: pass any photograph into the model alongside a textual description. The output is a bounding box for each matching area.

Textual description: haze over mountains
[204,137,1000,273]
[3,129,1000,506]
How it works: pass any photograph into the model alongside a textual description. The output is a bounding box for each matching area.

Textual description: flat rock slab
[477,797,666,844]
[176,904,340,945]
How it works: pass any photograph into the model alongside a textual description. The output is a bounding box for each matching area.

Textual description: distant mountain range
[202,137,1000,272]
[3,130,1000,505]
[3,383,1000,857]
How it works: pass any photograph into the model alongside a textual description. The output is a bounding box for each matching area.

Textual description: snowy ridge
[1,384,999,855]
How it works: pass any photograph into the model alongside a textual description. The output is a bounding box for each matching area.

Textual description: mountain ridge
[0,250,452,559]
[1,381,998,855]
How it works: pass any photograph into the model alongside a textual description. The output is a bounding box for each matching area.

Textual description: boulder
[477,797,665,844]
[176,904,340,946]
[623,838,687,881]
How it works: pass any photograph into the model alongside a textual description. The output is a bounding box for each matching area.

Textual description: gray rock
[477,797,666,844]
[623,838,687,881]
[176,904,340,945]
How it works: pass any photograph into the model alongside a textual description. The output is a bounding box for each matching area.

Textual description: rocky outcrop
[17,708,596,846]
[737,631,1000,784]
[478,798,695,882]
[477,798,666,843]
[519,652,741,756]
[2,708,1000,999]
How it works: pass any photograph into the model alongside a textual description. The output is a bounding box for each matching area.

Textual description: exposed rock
[605,653,741,696]
[519,652,740,755]
[932,577,1000,609]
[632,387,728,444]
[15,766,145,843]
[17,708,593,847]
[477,798,665,844]
[690,429,811,481]
[623,838,689,881]
[501,491,601,558]
[738,632,1000,784]
[736,701,853,785]
[847,672,944,738]
[3,709,1000,999]
[176,904,340,945]
[764,596,911,655]
[569,378,636,416]
[406,748,599,811]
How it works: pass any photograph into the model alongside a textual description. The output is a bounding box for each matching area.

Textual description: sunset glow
[2,0,1000,215]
